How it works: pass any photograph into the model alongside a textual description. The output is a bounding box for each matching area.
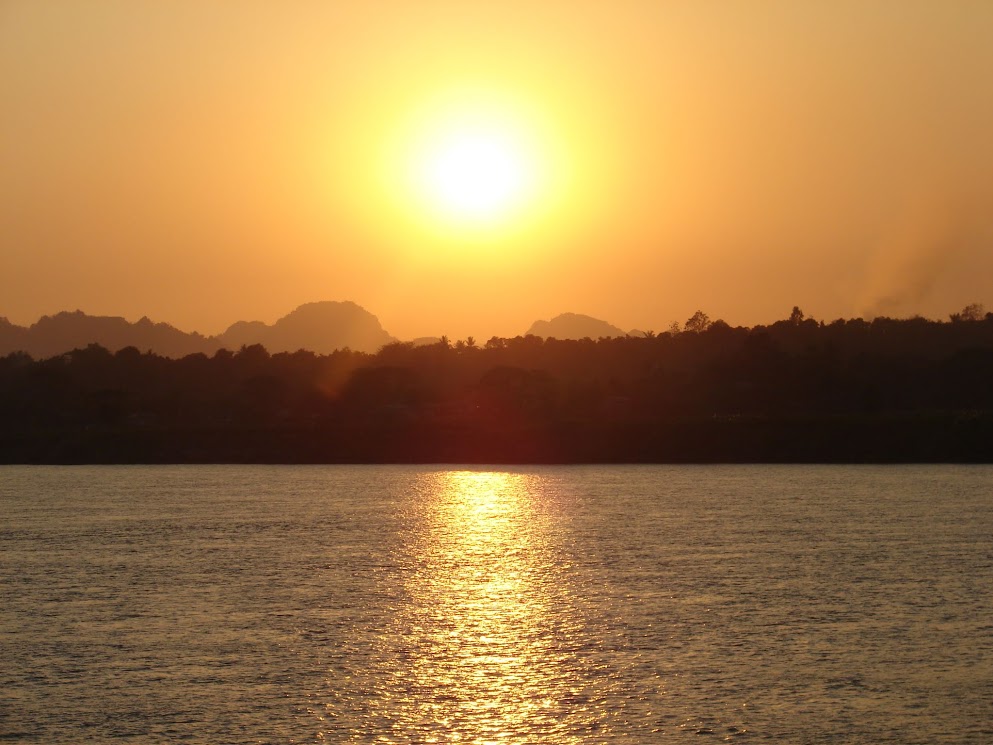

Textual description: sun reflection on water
[402,471,568,741]
[351,470,601,743]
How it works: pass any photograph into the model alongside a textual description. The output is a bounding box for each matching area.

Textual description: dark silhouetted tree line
[2,306,993,463]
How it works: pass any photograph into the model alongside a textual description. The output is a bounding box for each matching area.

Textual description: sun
[418,128,534,225]
[396,96,548,233]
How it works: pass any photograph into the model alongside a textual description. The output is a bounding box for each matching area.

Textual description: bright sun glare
[419,129,533,223]
[396,96,547,233]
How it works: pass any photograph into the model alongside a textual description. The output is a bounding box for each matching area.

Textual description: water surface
[1,465,991,743]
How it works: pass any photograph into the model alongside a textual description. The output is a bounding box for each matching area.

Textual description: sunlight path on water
[322,470,660,742]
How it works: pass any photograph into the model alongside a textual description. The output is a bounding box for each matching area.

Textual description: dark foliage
[3,310,993,463]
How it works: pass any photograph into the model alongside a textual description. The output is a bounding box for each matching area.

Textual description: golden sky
[2,1,992,340]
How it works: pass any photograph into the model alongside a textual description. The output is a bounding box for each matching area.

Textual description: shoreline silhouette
[2,305,991,464]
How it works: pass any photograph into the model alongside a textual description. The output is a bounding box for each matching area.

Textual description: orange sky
[2,1,992,340]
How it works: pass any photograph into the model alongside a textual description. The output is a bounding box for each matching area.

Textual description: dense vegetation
[3,306,993,463]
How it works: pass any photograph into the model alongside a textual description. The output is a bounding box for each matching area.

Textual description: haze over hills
[216,301,395,354]
[0,311,217,359]
[0,302,650,358]
[526,313,627,340]
[0,301,397,359]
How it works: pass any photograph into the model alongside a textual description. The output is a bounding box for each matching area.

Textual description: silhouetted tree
[684,311,711,333]
[950,303,985,322]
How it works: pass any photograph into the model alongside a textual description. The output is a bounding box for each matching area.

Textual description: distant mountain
[0,318,28,354]
[0,301,395,359]
[0,311,217,359]
[526,313,626,340]
[217,320,269,351]
[217,301,394,354]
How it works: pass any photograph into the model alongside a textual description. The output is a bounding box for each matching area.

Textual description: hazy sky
[3,1,992,340]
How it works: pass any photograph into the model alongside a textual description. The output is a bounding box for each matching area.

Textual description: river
[2,465,991,743]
